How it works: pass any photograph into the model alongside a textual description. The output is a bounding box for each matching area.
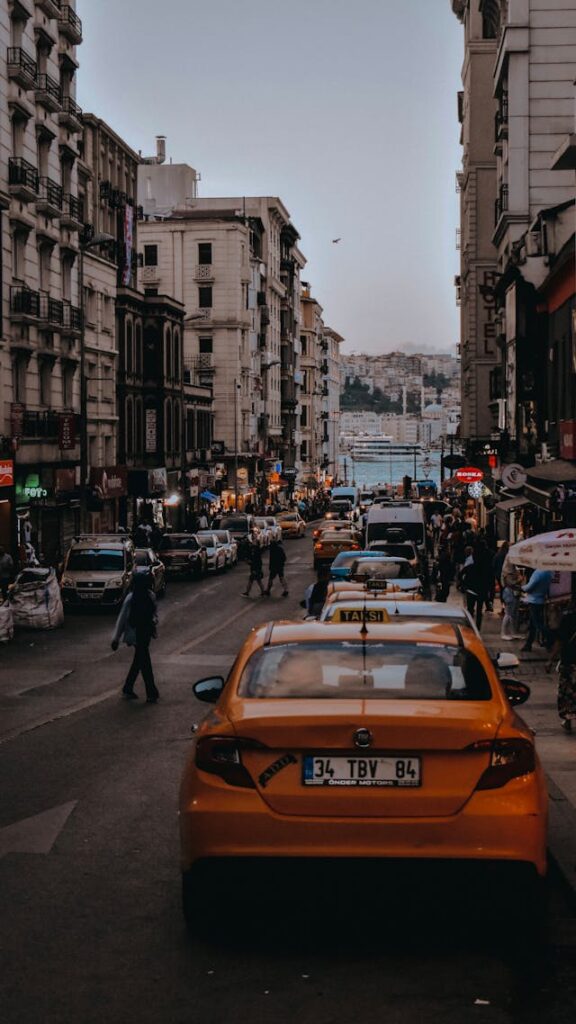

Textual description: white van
[365,503,427,553]
[331,486,360,508]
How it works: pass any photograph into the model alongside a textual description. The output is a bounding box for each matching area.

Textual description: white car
[196,532,228,573]
[212,530,238,568]
[264,516,282,542]
[253,518,273,547]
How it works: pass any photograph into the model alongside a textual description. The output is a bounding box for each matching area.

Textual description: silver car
[134,548,167,596]
[196,532,228,572]
[211,530,238,567]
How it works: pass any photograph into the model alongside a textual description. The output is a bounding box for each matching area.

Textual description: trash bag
[0,600,14,643]
[10,568,64,630]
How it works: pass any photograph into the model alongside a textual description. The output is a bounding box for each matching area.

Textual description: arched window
[165,398,173,452]
[173,329,180,381]
[135,322,142,376]
[126,397,134,454]
[174,400,181,454]
[126,319,133,375]
[165,326,172,380]
[135,398,143,455]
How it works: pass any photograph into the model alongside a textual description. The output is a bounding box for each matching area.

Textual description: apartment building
[323,326,342,481]
[299,284,324,482]
[137,188,306,502]
[0,0,83,563]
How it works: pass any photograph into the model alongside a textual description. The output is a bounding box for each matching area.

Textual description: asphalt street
[1,538,576,1024]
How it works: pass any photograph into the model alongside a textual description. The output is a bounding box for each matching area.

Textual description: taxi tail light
[195,736,259,789]
[470,739,535,790]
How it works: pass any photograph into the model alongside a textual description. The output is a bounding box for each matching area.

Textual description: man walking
[242,531,265,598]
[0,546,14,599]
[265,539,288,597]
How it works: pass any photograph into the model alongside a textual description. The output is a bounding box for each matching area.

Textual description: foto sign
[455,466,484,484]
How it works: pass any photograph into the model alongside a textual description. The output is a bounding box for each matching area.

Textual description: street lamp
[79,232,115,525]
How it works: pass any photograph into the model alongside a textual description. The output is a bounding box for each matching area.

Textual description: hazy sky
[76,0,463,355]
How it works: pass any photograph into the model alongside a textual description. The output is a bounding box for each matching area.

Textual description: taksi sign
[455,466,484,484]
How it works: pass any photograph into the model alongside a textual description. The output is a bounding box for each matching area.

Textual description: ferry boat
[347,434,423,462]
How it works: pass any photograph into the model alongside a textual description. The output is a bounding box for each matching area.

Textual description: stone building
[0,0,83,563]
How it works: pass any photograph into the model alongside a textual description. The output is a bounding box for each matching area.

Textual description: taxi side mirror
[193,676,225,703]
[501,679,531,706]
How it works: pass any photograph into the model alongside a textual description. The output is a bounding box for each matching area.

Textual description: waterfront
[339,448,443,489]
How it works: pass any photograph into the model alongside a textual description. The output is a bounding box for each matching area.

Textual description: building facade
[0,0,83,564]
[452,0,499,444]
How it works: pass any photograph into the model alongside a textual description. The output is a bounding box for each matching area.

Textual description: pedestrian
[459,542,491,630]
[492,540,509,611]
[242,532,265,597]
[500,557,523,640]
[198,509,209,530]
[435,545,452,603]
[547,605,576,732]
[111,572,159,703]
[302,566,331,617]
[520,569,552,652]
[265,539,288,597]
[0,546,14,599]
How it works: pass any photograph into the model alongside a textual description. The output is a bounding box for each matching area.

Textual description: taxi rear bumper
[180,769,548,877]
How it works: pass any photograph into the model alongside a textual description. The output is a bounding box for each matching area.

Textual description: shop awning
[495,496,530,513]
[200,490,218,501]
[526,459,576,483]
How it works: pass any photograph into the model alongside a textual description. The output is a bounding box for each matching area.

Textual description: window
[39,360,52,406]
[165,326,173,379]
[199,286,212,308]
[102,295,113,333]
[126,397,134,454]
[173,329,180,381]
[165,399,173,452]
[135,399,143,454]
[63,365,75,408]
[135,323,142,375]
[38,245,52,292]
[301,335,307,356]
[84,288,97,326]
[13,231,27,280]
[87,360,98,400]
[199,336,213,354]
[62,256,73,302]
[14,356,27,404]
[300,406,308,427]
[126,320,133,375]
[198,242,212,265]
[174,401,181,452]
[144,244,158,266]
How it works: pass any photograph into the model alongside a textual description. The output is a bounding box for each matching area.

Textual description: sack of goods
[10,568,64,630]
[0,599,14,643]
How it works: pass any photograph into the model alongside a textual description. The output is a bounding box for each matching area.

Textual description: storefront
[0,457,16,557]
[127,467,168,531]
[494,495,530,542]
[14,467,81,567]
[88,467,128,533]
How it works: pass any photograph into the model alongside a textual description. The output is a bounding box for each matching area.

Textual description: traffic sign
[455,466,484,484]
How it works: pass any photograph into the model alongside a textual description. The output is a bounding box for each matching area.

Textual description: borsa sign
[454,466,484,484]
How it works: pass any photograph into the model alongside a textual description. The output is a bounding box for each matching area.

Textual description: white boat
[347,434,423,462]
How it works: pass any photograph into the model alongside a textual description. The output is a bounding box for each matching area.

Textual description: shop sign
[145,409,157,453]
[59,414,77,451]
[501,463,527,491]
[559,420,576,460]
[268,471,281,485]
[455,466,483,484]
[148,467,167,495]
[16,473,50,500]
[89,466,128,499]
[0,459,15,488]
[189,485,199,497]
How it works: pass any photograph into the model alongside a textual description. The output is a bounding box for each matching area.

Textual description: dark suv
[158,534,208,579]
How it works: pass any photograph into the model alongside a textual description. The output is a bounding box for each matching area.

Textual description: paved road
[1,539,576,1024]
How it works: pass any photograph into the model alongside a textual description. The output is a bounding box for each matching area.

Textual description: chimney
[156,136,166,164]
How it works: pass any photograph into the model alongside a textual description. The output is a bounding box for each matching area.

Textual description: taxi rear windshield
[238,642,492,701]
[353,561,416,580]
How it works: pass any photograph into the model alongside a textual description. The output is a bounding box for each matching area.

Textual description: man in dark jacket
[265,539,288,597]
[242,532,265,597]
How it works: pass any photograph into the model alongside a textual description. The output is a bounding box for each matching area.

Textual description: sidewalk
[474,599,576,894]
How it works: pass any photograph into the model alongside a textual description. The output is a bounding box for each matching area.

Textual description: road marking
[0,688,119,746]
[178,603,255,653]
[13,669,74,697]
[0,800,77,858]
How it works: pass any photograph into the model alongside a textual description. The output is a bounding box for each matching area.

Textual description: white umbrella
[508,529,576,571]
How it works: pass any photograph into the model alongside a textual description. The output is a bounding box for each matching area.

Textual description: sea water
[338,450,443,489]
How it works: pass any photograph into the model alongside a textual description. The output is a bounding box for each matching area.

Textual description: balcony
[260,305,270,326]
[35,72,62,112]
[109,188,127,209]
[320,360,329,376]
[141,266,159,285]
[36,0,62,16]
[22,410,60,439]
[195,353,215,374]
[60,192,83,229]
[6,47,38,90]
[9,157,39,201]
[10,286,40,320]
[194,264,214,281]
[494,183,509,227]
[58,4,82,44]
[59,94,83,131]
[61,300,82,334]
[37,176,63,217]
[495,95,508,142]
[38,292,64,326]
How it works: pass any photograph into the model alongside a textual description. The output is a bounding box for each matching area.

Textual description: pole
[234,378,239,510]
[413,446,417,480]
[79,246,87,531]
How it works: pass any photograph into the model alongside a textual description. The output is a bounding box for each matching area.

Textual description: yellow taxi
[312,520,360,541]
[324,580,422,601]
[180,620,547,927]
[277,512,306,538]
[313,530,361,569]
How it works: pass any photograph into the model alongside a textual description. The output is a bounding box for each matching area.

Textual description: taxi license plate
[303,755,421,787]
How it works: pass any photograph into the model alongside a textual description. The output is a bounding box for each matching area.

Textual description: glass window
[352,559,416,580]
[160,536,199,551]
[67,549,125,572]
[238,643,492,701]
[199,286,212,308]
[144,244,158,266]
[199,336,213,354]
[198,242,212,265]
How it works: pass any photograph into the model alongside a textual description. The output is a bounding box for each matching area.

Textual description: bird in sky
[332,237,341,243]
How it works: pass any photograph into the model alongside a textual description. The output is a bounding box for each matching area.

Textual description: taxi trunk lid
[229,700,502,817]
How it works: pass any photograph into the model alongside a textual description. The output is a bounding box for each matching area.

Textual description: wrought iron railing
[39,292,64,325]
[36,73,62,104]
[62,301,82,331]
[60,95,83,122]
[62,193,83,222]
[6,47,37,82]
[11,287,40,317]
[8,157,39,193]
[58,5,82,38]
[38,176,63,209]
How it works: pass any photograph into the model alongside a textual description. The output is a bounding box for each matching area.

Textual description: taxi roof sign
[332,607,391,624]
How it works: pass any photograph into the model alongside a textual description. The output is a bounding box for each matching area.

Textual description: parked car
[158,534,208,579]
[211,515,254,558]
[211,530,238,568]
[134,547,167,596]
[196,532,228,573]
[60,534,135,608]
[277,512,306,538]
